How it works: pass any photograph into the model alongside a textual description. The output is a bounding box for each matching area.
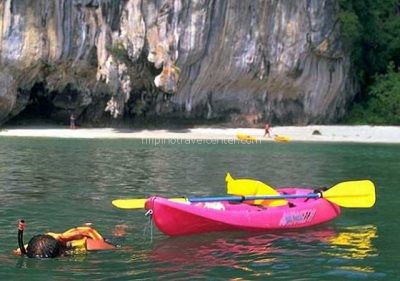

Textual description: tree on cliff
[347,63,400,124]
[339,0,400,124]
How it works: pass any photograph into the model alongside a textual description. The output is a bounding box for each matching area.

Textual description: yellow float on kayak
[236,133,257,142]
[274,135,290,142]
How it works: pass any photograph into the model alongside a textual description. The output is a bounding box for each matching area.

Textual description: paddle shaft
[113,179,375,209]
[187,193,321,203]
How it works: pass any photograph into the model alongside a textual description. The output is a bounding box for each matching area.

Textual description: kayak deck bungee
[144,188,341,236]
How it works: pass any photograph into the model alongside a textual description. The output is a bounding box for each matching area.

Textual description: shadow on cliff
[109,116,234,134]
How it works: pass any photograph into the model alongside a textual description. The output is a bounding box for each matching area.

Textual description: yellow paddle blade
[226,172,277,195]
[323,180,376,208]
[225,173,287,207]
[112,198,187,209]
[225,172,234,184]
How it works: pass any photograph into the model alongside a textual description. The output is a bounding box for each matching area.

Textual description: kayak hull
[274,135,290,142]
[236,133,257,142]
[145,188,341,236]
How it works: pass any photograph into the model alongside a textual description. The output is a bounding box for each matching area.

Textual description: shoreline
[1,125,400,144]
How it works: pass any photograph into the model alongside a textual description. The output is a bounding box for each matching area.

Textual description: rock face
[0,0,355,126]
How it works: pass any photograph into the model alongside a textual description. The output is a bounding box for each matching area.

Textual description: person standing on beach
[264,123,271,137]
[70,113,76,129]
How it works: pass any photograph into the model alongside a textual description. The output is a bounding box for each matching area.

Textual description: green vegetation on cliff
[347,63,400,124]
[339,0,400,124]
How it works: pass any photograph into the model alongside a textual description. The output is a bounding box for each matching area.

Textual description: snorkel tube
[18,219,27,255]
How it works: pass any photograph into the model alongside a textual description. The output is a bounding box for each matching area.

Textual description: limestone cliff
[0,0,355,126]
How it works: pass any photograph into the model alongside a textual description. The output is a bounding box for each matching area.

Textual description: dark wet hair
[26,234,62,258]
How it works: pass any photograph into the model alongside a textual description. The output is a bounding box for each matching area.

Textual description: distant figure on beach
[69,113,76,129]
[15,220,127,258]
[264,123,271,137]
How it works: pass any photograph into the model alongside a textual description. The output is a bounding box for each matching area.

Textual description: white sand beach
[0,125,399,144]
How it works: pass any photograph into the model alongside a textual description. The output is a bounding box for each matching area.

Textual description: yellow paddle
[112,180,375,209]
[322,180,375,208]
[225,173,287,207]
[113,173,286,209]
[112,198,187,209]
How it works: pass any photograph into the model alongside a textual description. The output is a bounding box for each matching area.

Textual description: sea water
[0,137,398,280]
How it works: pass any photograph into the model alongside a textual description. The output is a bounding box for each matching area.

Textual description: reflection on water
[5,223,378,279]
[149,225,378,278]
[327,225,378,259]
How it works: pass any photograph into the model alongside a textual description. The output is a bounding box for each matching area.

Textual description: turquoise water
[0,137,399,280]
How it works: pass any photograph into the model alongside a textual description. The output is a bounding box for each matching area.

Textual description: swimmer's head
[26,234,62,258]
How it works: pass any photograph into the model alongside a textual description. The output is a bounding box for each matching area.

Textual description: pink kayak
[144,188,341,236]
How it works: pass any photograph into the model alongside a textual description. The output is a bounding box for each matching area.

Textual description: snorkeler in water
[15,220,127,258]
